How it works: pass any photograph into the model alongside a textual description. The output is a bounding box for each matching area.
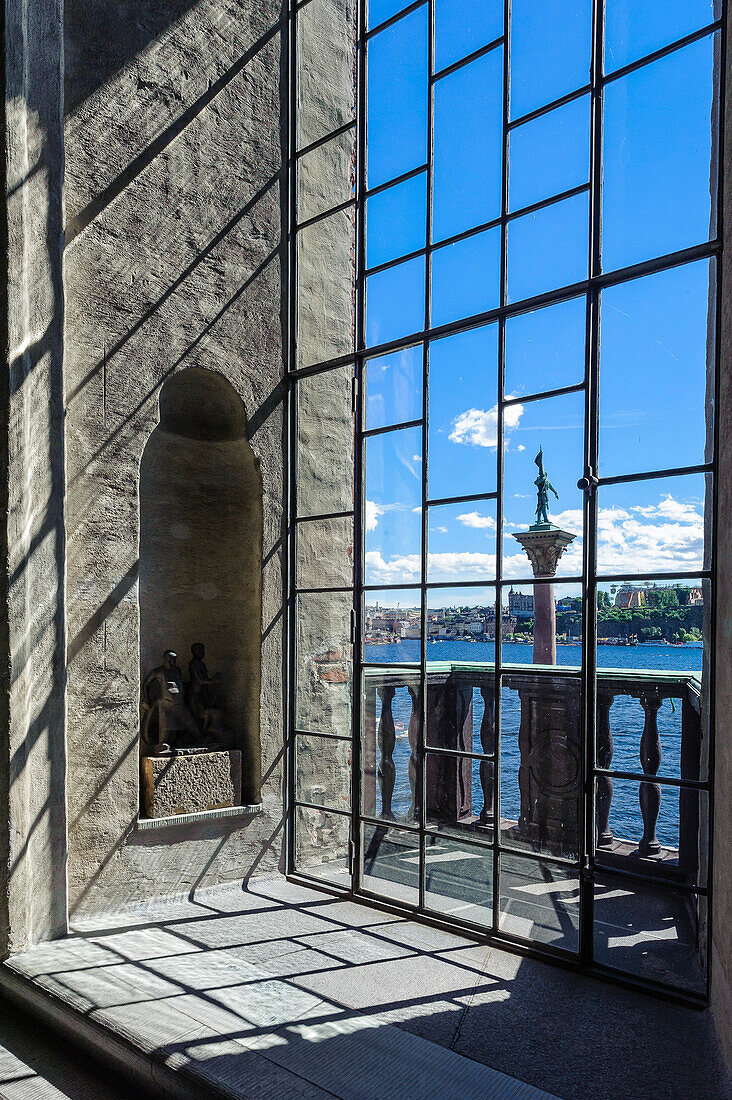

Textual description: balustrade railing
[363,663,704,884]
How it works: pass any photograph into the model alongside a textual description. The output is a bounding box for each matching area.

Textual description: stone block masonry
[141,751,242,819]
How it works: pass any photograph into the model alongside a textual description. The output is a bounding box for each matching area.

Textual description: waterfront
[365,639,702,847]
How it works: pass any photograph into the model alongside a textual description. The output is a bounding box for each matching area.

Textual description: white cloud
[412,454,422,463]
[517,444,526,452]
[457,511,496,530]
[449,402,524,449]
[365,500,383,533]
[366,550,495,585]
[437,526,448,533]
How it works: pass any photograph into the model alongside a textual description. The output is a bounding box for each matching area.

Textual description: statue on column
[534,447,559,527]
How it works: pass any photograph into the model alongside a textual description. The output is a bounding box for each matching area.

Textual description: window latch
[577,468,599,493]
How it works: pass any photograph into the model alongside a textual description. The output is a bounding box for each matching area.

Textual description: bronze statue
[533,447,558,526]
[141,643,230,754]
[186,643,226,740]
[141,650,200,754]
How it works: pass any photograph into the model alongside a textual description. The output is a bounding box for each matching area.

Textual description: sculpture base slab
[141,750,242,819]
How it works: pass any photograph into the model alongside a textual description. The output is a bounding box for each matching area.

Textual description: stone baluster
[596,692,614,847]
[406,684,421,821]
[478,685,495,825]
[638,693,663,856]
[377,685,397,821]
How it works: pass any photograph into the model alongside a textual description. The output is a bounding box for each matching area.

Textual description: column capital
[511,526,576,579]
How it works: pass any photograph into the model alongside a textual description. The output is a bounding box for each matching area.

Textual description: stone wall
[63,0,288,916]
[1,0,68,953]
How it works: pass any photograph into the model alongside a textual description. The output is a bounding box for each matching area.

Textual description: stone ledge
[136,803,263,830]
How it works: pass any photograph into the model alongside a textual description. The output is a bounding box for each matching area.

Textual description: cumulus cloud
[457,511,497,530]
[366,550,496,585]
[365,500,383,533]
[449,402,524,449]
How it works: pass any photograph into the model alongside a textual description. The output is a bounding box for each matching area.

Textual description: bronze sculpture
[186,643,225,738]
[140,650,200,754]
[141,643,229,755]
[533,447,559,527]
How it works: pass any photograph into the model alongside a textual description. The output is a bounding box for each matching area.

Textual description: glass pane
[434,0,503,72]
[510,0,592,121]
[500,677,582,859]
[426,658,496,746]
[298,210,356,367]
[297,0,357,150]
[362,822,420,904]
[432,227,501,328]
[368,0,413,29]
[596,474,708,577]
[362,669,420,822]
[599,261,713,477]
[605,0,717,74]
[364,590,422,662]
[367,6,428,189]
[296,366,354,518]
[593,874,706,992]
[433,50,503,242]
[428,501,496,584]
[595,779,708,889]
[602,34,716,273]
[365,345,423,431]
[501,583,583,666]
[296,734,351,813]
[509,95,590,212]
[596,578,706,688]
[507,191,588,303]
[502,390,585,581]
[367,172,427,268]
[428,325,499,501]
[504,297,586,398]
[426,754,495,841]
[424,834,493,927]
[296,806,351,887]
[499,853,580,951]
[296,591,353,737]
[364,428,422,585]
[297,516,354,589]
[366,256,425,347]
[297,128,356,224]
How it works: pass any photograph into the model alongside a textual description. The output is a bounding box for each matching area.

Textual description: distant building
[509,588,534,619]
[615,585,645,609]
[398,622,420,639]
[689,586,704,605]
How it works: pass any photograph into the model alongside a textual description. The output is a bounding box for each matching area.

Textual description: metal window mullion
[493,0,511,936]
[352,0,368,894]
[418,0,436,916]
[580,0,605,971]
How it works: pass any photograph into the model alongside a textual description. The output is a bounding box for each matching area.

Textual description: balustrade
[363,664,703,885]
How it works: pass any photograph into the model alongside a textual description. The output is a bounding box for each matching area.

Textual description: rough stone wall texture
[712,4,732,1071]
[63,0,288,917]
[1,0,68,953]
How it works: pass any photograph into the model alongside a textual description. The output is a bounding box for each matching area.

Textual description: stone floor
[1,874,730,1100]
[0,997,132,1098]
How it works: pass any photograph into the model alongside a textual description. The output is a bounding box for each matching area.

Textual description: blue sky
[363,1,715,606]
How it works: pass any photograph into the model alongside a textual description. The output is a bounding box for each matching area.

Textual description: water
[365,640,702,848]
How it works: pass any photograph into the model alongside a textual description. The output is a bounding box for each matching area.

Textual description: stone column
[511,526,576,666]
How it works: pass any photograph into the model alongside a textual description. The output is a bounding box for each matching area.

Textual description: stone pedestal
[511,525,576,666]
[140,750,242,819]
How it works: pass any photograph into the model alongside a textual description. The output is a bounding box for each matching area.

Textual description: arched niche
[139,368,262,804]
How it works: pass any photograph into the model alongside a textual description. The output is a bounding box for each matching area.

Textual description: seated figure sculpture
[141,643,230,755]
[140,650,200,754]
